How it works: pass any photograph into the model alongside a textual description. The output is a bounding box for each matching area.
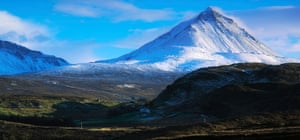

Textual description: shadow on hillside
[48,101,109,124]
[0,101,110,127]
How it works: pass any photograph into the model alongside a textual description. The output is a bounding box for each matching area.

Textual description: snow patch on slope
[0,40,68,75]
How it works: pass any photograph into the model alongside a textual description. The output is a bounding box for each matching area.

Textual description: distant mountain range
[0,40,68,75]
[0,7,300,139]
[99,7,298,71]
[0,7,299,75]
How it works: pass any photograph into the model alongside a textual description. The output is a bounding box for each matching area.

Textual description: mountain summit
[99,7,294,71]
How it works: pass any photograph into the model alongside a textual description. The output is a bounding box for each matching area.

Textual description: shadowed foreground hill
[116,63,300,139]
[151,63,300,118]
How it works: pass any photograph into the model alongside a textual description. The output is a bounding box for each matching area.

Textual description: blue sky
[0,0,299,63]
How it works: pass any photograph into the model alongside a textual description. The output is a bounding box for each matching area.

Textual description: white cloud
[229,6,300,58]
[107,10,198,49]
[232,6,300,37]
[261,5,296,10]
[40,40,101,63]
[55,3,99,17]
[0,11,50,50]
[0,10,101,63]
[54,0,176,22]
[290,42,300,52]
[109,27,170,49]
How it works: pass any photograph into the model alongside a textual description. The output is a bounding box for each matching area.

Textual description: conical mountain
[101,7,293,71]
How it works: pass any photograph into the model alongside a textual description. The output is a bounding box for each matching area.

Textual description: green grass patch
[0,96,61,117]
[0,95,121,126]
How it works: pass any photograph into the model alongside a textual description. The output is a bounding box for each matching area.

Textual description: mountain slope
[150,63,300,118]
[99,7,296,71]
[0,40,68,75]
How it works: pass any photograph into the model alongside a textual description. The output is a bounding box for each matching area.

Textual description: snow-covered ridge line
[97,7,299,71]
[0,40,68,75]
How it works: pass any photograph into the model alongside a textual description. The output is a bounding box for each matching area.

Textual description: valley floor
[1,93,300,140]
[1,119,300,140]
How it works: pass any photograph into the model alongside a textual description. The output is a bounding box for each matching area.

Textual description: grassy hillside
[0,63,300,139]
[0,95,120,126]
[151,63,300,114]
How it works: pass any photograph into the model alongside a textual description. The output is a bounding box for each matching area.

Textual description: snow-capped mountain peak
[198,7,224,20]
[99,7,297,71]
[0,40,69,75]
[191,7,279,55]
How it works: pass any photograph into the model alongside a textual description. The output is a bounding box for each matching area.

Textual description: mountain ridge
[98,7,296,71]
[0,40,68,75]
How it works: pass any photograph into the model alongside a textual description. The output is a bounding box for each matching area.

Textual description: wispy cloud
[109,27,170,49]
[0,10,101,63]
[290,42,300,52]
[55,3,99,17]
[261,5,296,10]
[40,40,101,63]
[54,0,177,22]
[229,6,300,58]
[107,10,198,49]
[0,11,50,50]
